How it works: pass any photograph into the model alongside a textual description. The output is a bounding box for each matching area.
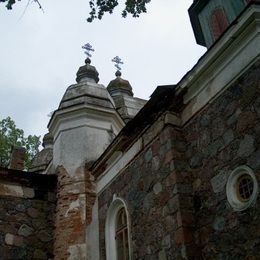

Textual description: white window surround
[105,196,132,260]
[226,165,258,211]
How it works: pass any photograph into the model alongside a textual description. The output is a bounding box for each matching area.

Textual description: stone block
[164,151,173,164]
[199,130,211,148]
[15,204,26,212]
[223,129,234,146]
[143,193,154,211]
[0,183,23,198]
[200,114,211,127]
[5,233,23,246]
[18,224,34,237]
[213,216,226,231]
[208,139,225,157]
[227,108,241,125]
[210,171,228,193]
[145,148,153,162]
[161,234,171,249]
[153,182,162,195]
[237,134,255,157]
[152,156,160,171]
[27,207,39,218]
[165,172,177,186]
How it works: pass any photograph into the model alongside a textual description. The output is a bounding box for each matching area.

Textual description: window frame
[226,165,258,211]
[105,196,132,260]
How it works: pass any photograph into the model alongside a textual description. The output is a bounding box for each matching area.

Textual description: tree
[0,116,41,170]
[0,0,151,22]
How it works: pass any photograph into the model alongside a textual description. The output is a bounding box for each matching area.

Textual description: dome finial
[76,43,99,83]
[82,43,95,63]
[112,56,124,76]
[115,70,121,77]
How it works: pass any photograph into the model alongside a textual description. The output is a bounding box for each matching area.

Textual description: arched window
[116,208,129,260]
[105,197,131,260]
[209,7,229,40]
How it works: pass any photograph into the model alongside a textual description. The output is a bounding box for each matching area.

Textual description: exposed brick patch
[54,165,96,260]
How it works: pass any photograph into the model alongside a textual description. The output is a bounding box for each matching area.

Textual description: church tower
[47,45,125,259]
[189,0,250,47]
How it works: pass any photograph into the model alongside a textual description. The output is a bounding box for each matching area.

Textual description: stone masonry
[184,58,260,259]
[97,58,260,259]
[98,125,198,259]
[0,167,56,259]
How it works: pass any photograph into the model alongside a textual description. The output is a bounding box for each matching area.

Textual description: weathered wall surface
[54,166,86,260]
[54,165,97,260]
[184,59,260,259]
[98,125,198,259]
[98,60,260,259]
[0,168,56,259]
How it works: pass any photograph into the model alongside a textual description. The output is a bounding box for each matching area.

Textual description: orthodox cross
[112,56,124,71]
[82,43,95,58]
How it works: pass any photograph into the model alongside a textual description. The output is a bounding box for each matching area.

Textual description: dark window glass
[237,175,254,201]
[116,208,129,260]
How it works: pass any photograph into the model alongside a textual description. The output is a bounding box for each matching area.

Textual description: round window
[226,166,258,211]
[236,175,254,202]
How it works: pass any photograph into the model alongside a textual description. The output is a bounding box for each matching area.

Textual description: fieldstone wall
[98,60,260,259]
[184,59,260,259]
[0,168,56,259]
[98,125,198,259]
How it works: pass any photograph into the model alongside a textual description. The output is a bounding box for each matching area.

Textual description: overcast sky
[0,0,205,143]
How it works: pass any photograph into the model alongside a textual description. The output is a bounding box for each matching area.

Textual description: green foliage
[0,0,151,22]
[0,116,41,170]
[0,0,16,10]
[88,0,151,22]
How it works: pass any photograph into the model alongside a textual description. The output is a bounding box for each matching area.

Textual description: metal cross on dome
[82,43,95,58]
[112,56,124,71]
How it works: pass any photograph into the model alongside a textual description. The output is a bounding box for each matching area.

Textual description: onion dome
[107,70,133,97]
[76,57,99,83]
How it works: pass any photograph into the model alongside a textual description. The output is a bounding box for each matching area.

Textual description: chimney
[8,147,26,171]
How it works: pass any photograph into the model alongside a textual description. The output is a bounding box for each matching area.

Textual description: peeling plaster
[65,199,80,217]
[65,195,86,223]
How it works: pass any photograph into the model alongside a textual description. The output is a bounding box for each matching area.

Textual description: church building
[0,0,259,259]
